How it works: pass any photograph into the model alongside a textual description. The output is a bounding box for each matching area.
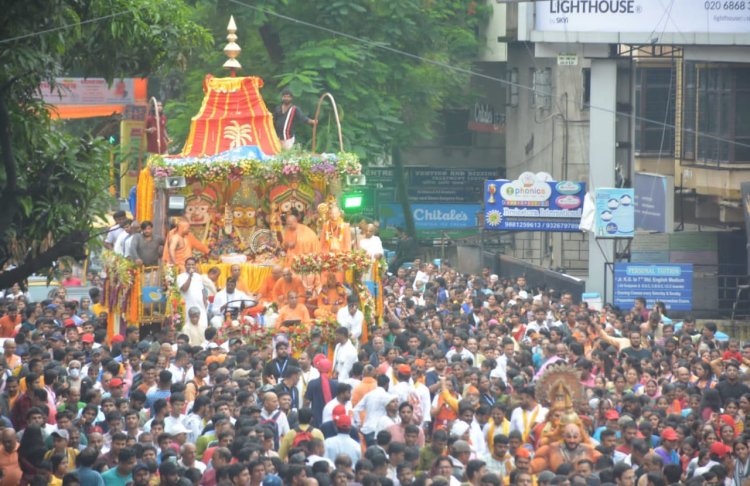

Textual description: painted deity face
[233,206,256,228]
[185,197,212,225]
[279,197,307,216]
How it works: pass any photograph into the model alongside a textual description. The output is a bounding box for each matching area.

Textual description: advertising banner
[613,263,693,311]
[483,172,585,232]
[381,203,481,230]
[535,0,750,35]
[40,78,138,105]
[595,188,635,238]
[635,172,673,233]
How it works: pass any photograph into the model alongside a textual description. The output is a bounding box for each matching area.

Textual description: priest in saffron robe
[259,265,283,303]
[314,272,347,318]
[276,291,311,327]
[272,268,307,306]
[282,212,320,266]
[163,219,210,272]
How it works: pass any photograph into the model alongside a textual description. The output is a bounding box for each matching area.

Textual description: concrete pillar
[587,59,618,300]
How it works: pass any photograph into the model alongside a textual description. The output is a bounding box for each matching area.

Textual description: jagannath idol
[530,363,601,474]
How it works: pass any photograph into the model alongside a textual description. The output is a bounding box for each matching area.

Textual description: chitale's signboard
[534,0,750,41]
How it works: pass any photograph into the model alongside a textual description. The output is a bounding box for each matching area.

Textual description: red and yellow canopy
[180,74,281,157]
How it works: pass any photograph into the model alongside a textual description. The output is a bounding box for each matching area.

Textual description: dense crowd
[1,256,749,486]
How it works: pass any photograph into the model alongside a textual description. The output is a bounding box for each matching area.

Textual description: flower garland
[291,249,371,275]
[101,250,138,311]
[162,264,183,330]
[216,314,339,352]
[150,151,360,184]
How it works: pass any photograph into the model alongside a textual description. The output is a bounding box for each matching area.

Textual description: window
[531,68,552,110]
[634,65,676,156]
[443,109,472,147]
[683,64,750,165]
[581,68,591,110]
[506,68,519,108]
[682,63,697,160]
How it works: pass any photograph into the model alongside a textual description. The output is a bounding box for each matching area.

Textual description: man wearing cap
[324,414,361,464]
[131,463,151,486]
[337,295,364,342]
[44,429,79,468]
[593,408,621,442]
[332,327,358,381]
[653,427,680,466]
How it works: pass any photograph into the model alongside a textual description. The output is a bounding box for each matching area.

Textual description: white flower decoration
[486,209,503,227]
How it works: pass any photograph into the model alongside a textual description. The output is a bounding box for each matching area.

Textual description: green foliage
[164,0,485,161]
[0,0,211,284]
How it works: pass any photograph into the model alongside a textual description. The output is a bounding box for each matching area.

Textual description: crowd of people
[0,253,749,486]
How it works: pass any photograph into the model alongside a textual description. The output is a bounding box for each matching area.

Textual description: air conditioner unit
[346,174,367,186]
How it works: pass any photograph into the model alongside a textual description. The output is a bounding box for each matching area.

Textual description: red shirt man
[0,304,21,338]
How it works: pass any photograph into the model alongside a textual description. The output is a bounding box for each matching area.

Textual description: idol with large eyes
[184,197,211,225]
[232,206,256,228]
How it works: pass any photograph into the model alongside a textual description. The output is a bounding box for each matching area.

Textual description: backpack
[261,410,282,449]
[408,390,424,425]
[292,426,314,448]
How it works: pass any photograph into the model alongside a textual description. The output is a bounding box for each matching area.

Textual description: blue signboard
[613,263,693,311]
[483,173,585,232]
[381,203,481,229]
[635,172,673,233]
[595,188,635,238]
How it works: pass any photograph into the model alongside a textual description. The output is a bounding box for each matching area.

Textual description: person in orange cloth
[530,423,601,474]
[272,268,306,306]
[314,273,347,318]
[276,291,310,327]
[259,265,283,302]
[163,219,209,271]
[320,205,351,253]
[282,212,320,266]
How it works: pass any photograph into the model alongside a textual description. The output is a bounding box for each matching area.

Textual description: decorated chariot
[101,18,383,347]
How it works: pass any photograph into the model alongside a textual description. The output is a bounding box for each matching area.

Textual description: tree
[165,0,486,235]
[0,0,211,289]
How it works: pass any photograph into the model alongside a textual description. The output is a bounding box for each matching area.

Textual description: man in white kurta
[332,327,358,381]
[336,296,364,342]
[177,257,207,345]
[359,224,384,259]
